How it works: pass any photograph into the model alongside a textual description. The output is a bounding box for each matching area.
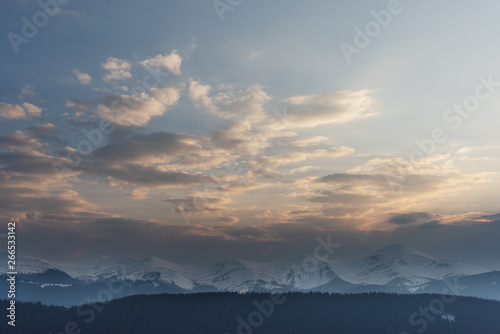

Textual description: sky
[1,0,500,268]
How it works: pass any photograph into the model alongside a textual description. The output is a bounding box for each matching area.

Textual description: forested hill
[2,292,500,334]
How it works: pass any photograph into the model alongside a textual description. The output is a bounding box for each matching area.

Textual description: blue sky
[1,0,500,266]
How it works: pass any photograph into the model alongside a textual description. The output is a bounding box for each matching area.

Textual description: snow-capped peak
[333,244,492,289]
[0,253,57,274]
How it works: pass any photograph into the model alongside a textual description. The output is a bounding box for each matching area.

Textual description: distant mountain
[1,244,498,306]
[0,252,58,274]
[0,252,75,285]
[333,244,491,291]
[55,255,198,289]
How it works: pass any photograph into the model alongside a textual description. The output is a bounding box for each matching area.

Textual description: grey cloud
[56,127,220,188]
[11,211,500,268]
[82,162,215,187]
[165,196,230,216]
[91,131,197,164]
[479,212,500,222]
[387,212,432,225]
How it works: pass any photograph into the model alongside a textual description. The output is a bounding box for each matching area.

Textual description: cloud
[64,129,224,188]
[141,50,182,76]
[277,90,374,128]
[217,216,240,224]
[347,155,458,177]
[256,147,355,167]
[0,124,225,220]
[386,212,432,225]
[479,212,500,223]
[24,123,65,144]
[249,50,264,60]
[98,166,214,188]
[189,80,213,108]
[319,173,388,186]
[249,50,264,65]
[65,100,90,111]
[211,120,268,155]
[0,102,42,120]
[253,168,282,178]
[0,127,112,224]
[305,155,481,225]
[126,188,149,200]
[73,69,92,85]
[102,57,132,82]
[308,190,374,206]
[189,81,299,158]
[216,182,268,193]
[95,86,181,126]
[18,83,38,100]
[11,212,500,266]
[166,196,231,216]
[90,131,197,164]
[56,9,85,17]
[189,80,271,121]
[0,130,45,153]
[289,166,318,175]
[288,136,329,148]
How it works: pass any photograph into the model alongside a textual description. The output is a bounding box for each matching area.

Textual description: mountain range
[2,244,499,306]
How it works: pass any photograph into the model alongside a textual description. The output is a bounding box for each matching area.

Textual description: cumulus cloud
[189,80,271,121]
[189,80,213,108]
[73,69,92,85]
[95,86,180,126]
[102,57,132,82]
[189,81,300,158]
[141,50,182,76]
[0,102,42,120]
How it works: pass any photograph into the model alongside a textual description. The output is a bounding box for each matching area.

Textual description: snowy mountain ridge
[1,244,494,296]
